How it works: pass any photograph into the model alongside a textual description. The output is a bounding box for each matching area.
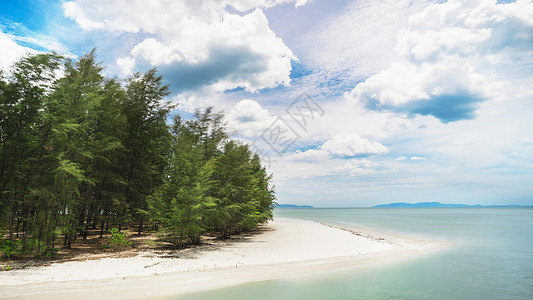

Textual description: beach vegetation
[0,239,21,259]
[0,50,275,255]
[101,228,132,250]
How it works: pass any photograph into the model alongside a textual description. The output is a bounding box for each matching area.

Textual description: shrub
[0,239,21,259]
[102,228,132,250]
[42,246,59,258]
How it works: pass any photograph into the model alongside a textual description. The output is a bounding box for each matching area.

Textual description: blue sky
[1,0,532,207]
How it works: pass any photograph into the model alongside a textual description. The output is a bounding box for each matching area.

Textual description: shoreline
[0,217,449,299]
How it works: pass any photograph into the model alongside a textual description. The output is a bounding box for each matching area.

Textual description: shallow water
[177,208,533,300]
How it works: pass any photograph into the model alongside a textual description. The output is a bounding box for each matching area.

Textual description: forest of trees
[0,51,275,255]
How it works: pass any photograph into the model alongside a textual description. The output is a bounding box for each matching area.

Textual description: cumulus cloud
[159,44,269,93]
[321,132,389,157]
[64,0,304,93]
[396,0,533,62]
[226,99,276,137]
[352,59,487,122]
[287,132,389,161]
[349,0,533,123]
[286,149,330,161]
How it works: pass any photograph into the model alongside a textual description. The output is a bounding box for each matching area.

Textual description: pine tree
[0,53,62,251]
[1,52,276,255]
[122,69,172,234]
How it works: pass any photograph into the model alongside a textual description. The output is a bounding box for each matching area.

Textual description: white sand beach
[0,218,448,299]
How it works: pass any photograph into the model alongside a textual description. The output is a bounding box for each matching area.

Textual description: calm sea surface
[177,208,533,300]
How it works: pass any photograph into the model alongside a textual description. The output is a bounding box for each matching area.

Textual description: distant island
[275,204,314,208]
[373,202,532,208]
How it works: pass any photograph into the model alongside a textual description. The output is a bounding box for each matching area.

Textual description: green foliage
[0,50,275,253]
[149,109,276,246]
[122,69,173,234]
[42,246,59,258]
[0,239,21,259]
[0,238,60,258]
[102,228,132,250]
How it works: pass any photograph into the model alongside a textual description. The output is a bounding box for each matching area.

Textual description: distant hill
[275,204,314,208]
[373,202,531,208]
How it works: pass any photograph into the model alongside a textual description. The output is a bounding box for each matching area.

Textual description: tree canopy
[0,51,275,255]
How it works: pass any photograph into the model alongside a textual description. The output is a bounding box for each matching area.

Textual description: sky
[1,0,532,207]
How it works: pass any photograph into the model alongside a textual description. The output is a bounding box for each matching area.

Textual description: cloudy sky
[1,0,532,207]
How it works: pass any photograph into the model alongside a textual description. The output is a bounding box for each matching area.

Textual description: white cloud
[321,132,389,157]
[0,20,73,63]
[0,31,37,71]
[286,132,388,162]
[409,156,426,161]
[398,0,533,61]
[171,92,232,114]
[64,0,308,33]
[228,0,308,10]
[243,0,533,204]
[302,0,434,76]
[116,56,135,75]
[288,149,330,161]
[395,156,426,161]
[269,159,338,180]
[261,132,389,180]
[344,159,379,176]
[349,0,533,123]
[130,38,183,66]
[226,99,276,137]
[351,58,487,107]
[64,0,304,92]
[270,154,388,180]
[63,1,105,31]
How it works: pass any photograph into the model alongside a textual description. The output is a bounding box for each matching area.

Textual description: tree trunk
[8,213,14,240]
[22,203,33,252]
[100,213,106,238]
[137,216,143,234]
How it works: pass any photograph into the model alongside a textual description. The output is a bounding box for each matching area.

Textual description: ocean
[177,208,533,299]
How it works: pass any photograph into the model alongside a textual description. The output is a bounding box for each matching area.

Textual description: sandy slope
[0,218,448,299]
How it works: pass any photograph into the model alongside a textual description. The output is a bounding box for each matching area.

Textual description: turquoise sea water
[177,208,533,300]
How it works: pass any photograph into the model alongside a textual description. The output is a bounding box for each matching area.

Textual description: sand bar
[0,218,448,299]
